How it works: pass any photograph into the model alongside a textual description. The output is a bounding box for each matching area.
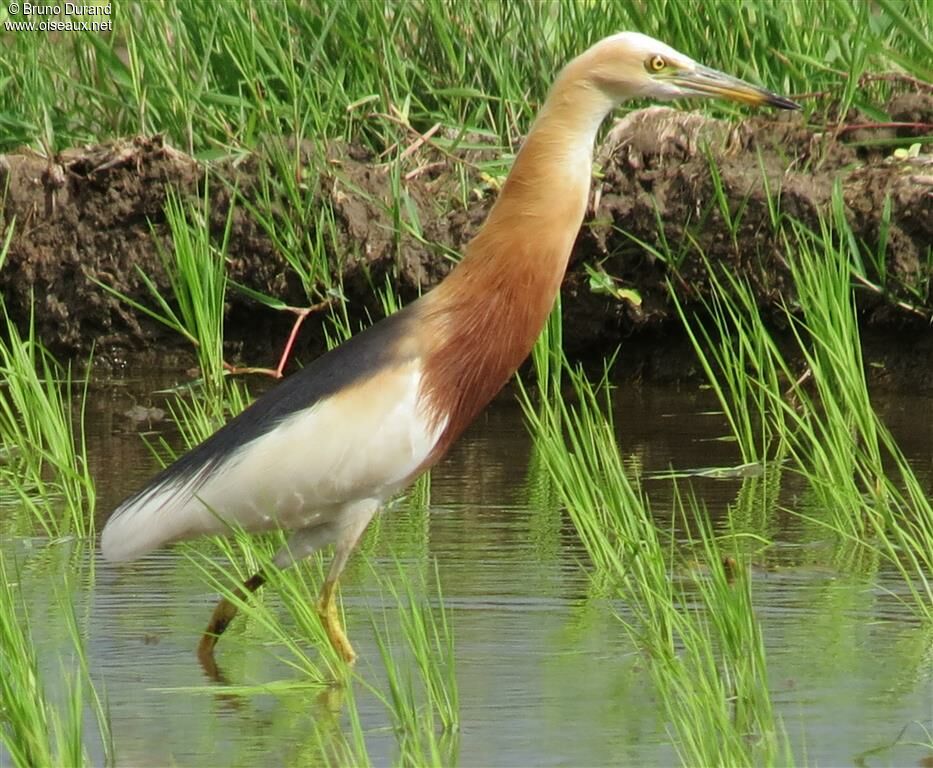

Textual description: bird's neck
[481,68,615,250]
[418,67,616,455]
[445,64,616,297]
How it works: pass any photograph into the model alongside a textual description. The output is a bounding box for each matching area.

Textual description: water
[4,378,932,766]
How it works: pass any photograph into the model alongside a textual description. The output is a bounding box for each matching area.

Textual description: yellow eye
[646,54,666,72]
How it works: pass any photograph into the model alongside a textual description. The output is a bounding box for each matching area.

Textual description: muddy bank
[0,95,931,385]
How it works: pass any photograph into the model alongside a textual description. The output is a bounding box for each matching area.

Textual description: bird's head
[581,32,799,110]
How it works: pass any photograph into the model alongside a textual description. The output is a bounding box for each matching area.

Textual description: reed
[674,211,933,617]
[0,548,113,767]
[94,185,231,400]
[369,558,459,767]
[521,359,791,765]
[0,295,95,537]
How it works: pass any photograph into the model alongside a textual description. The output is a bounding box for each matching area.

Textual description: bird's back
[101,304,444,561]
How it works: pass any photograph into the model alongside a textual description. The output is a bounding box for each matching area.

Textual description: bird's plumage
[102,65,599,563]
[102,31,797,664]
[101,305,436,560]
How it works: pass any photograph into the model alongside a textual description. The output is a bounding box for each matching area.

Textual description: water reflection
[3,377,931,766]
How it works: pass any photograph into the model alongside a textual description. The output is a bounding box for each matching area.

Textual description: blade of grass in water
[520,357,792,766]
[0,547,113,767]
[0,273,95,537]
[673,210,933,618]
[90,183,232,405]
[368,557,459,767]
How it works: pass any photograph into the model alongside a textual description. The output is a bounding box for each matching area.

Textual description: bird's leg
[197,500,377,667]
[197,571,266,660]
[198,521,336,665]
[316,499,380,664]
[317,576,356,663]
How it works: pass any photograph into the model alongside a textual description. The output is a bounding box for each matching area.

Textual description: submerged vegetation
[1,0,931,766]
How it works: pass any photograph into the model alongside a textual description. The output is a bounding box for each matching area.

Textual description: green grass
[662,493,792,768]
[93,183,232,400]
[522,239,930,761]
[2,0,929,158]
[672,213,933,618]
[369,558,459,767]
[233,137,345,304]
[0,303,95,537]
[0,222,95,537]
[520,359,792,766]
[148,375,252,463]
[0,548,113,767]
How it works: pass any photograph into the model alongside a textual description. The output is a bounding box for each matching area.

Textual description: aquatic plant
[0,221,95,536]
[674,211,933,618]
[521,360,792,765]
[370,558,459,766]
[94,185,231,401]
[0,549,113,767]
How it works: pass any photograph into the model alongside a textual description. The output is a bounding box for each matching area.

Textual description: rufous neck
[479,61,615,238]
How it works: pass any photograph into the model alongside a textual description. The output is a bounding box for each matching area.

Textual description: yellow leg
[197,572,266,661]
[310,499,380,664]
[317,577,356,663]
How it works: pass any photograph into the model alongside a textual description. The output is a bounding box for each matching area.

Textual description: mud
[1,95,931,386]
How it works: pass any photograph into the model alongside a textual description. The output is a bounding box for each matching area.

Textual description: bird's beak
[670,65,800,110]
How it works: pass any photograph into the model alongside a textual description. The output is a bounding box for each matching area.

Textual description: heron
[101,32,798,665]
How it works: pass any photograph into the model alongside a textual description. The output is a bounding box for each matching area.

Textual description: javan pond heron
[101,32,798,664]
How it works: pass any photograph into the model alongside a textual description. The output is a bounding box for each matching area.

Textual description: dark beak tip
[768,94,802,111]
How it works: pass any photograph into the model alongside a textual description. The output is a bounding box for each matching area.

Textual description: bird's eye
[646,54,667,72]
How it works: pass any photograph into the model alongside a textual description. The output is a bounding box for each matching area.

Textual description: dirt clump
[0,136,201,352]
[0,97,930,386]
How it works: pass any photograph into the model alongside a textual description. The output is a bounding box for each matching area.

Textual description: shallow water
[4,376,932,767]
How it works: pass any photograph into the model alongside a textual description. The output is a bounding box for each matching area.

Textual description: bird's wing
[101,307,443,561]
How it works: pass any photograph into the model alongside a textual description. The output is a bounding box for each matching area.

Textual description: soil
[1,94,931,388]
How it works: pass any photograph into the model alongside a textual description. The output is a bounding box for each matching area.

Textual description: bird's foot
[196,572,266,667]
[317,595,357,664]
[197,595,239,659]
